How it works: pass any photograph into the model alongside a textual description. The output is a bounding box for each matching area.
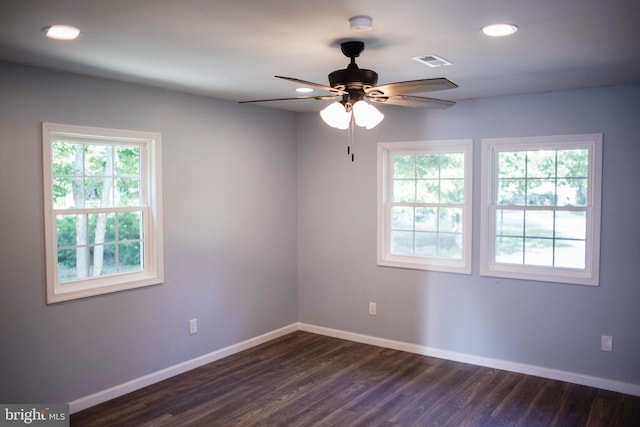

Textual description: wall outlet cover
[369,302,377,316]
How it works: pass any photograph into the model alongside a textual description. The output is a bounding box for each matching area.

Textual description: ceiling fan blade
[239,95,338,104]
[366,78,458,97]
[368,94,456,109]
[275,76,348,95]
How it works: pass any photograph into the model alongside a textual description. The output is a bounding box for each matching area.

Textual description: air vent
[413,54,452,67]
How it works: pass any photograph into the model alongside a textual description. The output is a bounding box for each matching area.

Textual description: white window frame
[377,139,473,273]
[43,123,164,303]
[480,133,602,286]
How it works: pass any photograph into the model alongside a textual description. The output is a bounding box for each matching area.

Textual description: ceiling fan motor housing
[329,41,378,103]
[329,68,378,104]
[328,67,378,89]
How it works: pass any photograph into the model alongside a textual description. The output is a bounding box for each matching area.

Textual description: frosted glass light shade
[352,100,384,129]
[320,102,352,129]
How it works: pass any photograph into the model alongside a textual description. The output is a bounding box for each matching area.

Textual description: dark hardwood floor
[71,331,640,426]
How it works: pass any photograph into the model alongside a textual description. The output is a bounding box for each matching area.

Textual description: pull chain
[347,113,355,162]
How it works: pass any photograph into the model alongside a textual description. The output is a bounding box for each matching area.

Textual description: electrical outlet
[601,335,612,352]
[189,319,198,335]
[369,302,377,316]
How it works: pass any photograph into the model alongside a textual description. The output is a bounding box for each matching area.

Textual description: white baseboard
[68,323,298,413]
[69,321,640,413]
[298,322,640,397]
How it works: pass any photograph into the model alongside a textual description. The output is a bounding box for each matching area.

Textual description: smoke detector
[413,54,452,67]
[349,16,373,32]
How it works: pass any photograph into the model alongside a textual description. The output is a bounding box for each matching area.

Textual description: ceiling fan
[240,40,458,130]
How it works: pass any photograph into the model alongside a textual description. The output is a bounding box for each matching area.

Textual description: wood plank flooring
[71,331,640,426]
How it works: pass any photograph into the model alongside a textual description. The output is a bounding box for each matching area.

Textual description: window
[480,134,602,285]
[378,140,473,273]
[43,123,164,303]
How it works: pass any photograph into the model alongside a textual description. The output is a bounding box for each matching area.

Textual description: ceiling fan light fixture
[296,87,313,93]
[44,24,80,40]
[352,100,384,129]
[243,40,456,133]
[481,23,518,37]
[320,102,352,129]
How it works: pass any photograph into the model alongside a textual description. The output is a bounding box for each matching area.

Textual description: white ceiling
[1,0,639,112]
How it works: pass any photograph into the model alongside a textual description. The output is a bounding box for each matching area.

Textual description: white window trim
[43,122,164,303]
[479,133,602,286]
[377,139,473,274]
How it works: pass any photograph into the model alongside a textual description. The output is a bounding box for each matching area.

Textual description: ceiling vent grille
[413,54,452,67]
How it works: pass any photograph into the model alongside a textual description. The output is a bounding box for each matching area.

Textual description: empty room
[1,0,639,425]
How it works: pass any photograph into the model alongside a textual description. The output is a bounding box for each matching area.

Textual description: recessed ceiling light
[45,25,80,40]
[481,23,518,37]
[296,87,313,93]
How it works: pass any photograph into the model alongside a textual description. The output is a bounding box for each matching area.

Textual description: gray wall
[297,84,640,386]
[1,59,639,404]
[0,62,299,403]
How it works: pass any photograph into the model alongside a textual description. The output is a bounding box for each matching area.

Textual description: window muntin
[480,134,602,285]
[43,123,164,303]
[378,140,472,273]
